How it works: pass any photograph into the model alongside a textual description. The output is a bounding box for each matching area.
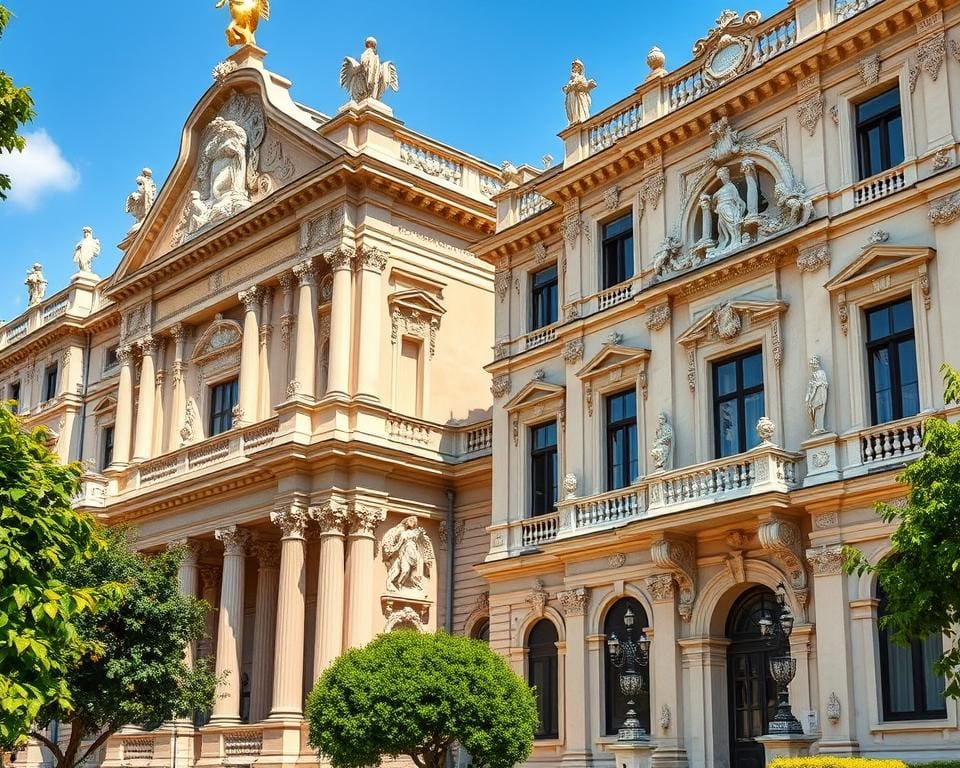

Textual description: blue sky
[0,0,784,319]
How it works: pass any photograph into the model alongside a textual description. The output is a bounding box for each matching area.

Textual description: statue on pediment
[73,227,100,274]
[340,37,399,103]
[562,59,596,125]
[124,168,157,232]
[25,263,47,306]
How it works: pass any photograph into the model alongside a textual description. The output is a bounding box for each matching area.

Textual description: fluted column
[112,345,135,467]
[258,288,274,420]
[355,247,387,402]
[310,502,348,678]
[268,503,308,720]
[171,539,201,669]
[248,541,280,723]
[132,337,156,462]
[210,525,250,725]
[198,564,221,663]
[324,248,355,398]
[168,324,189,448]
[153,343,166,456]
[345,504,386,649]
[291,260,318,400]
[237,286,263,425]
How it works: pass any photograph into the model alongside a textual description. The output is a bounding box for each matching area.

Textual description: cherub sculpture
[215,0,270,47]
[381,516,434,593]
[339,37,399,102]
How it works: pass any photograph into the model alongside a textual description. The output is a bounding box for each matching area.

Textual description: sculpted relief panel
[654,118,814,280]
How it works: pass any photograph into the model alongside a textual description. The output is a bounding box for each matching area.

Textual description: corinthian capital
[356,246,388,273]
[292,258,317,286]
[215,525,250,556]
[310,501,349,535]
[116,344,134,366]
[138,336,156,355]
[348,503,386,536]
[251,540,281,569]
[324,246,355,272]
[557,587,589,617]
[270,503,309,539]
[238,285,264,311]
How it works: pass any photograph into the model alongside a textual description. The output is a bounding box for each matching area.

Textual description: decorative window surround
[187,314,243,444]
[576,344,650,495]
[824,245,935,435]
[388,289,445,416]
[677,299,787,462]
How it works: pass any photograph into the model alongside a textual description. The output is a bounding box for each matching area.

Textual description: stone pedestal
[756,734,817,762]
[608,740,655,768]
[801,432,840,486]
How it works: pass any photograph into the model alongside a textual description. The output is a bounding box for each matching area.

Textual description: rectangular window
[103,345,119,372]
[101,426,115,471]
[601,213,634,290]
[856,86,904,180]
[530,265,558,331]
[713,348,764,458]
[530,421,558,517]
[606,389,638,490]
[866,297,919,425]
[209,378,239,436]
[8,381,20,414]
[44,365,58,402]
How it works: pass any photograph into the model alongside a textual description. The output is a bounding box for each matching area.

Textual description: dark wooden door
[727,587,778,768]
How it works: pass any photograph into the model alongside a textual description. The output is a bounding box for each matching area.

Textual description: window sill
[869,719,952,733]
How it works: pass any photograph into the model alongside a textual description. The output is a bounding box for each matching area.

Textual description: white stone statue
[712,166,746,253]
[124,168,157,231]
[805,355,829,435]
[73,227,100,274]
[381,516,435,593]
[201,116,250,216]
[25,263,47,306]
[650,412,674,471]
[562,59,596,125]
[339,37,399,102]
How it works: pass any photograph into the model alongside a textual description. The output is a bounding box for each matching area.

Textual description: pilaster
[325,247,355,399]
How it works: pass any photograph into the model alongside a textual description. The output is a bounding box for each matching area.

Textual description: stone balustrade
[387,414,444,449]
[853,165,907,207]
[834,0,883,22]
[222,729,263,757]
[518,511,560,548]
[394,131,502,202]
[399,140,464,185]
[517,190,553,222]
[120,736,154,762]
[842,413,928,475]
[587,98,643,154]
[523,324,559,351]
[461,422,493,455]
[558,485,646,537]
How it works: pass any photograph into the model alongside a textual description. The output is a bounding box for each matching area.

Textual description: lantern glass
[759,614,774,636]
[780,611,795,637]
[624,608,635,629]
[639,631,651,657]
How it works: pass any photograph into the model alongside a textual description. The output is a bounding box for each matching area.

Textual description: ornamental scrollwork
[650,539,697,620]
[757,517,809,606]
[526,578,548,618]
[928,192,960,225]
[557,587,588,617]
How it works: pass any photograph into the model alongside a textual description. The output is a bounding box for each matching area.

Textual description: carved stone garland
[757,518,809,608]
[650,539,697,620]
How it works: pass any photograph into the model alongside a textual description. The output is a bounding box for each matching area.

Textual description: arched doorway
[726,586,778,768]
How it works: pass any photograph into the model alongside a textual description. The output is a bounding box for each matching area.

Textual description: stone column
[345,504,386,649]
[172,539,201,670]
[152,342,166,456]
[132,337,156,462]
[198,564,221,663]
[679,638,729,768]
[237,286,263,425]
[268,504,309,720]
[324,248,355,399]
[310,502,348,677]
[248,541,280,724]
[354,247,387,402]
[210,525,250,725]
[112,345,135,467]
[291,260,318,399]
[258,288,274,420]
[557,588,591,767]
[168,324,188,449]
[646,575,687,768]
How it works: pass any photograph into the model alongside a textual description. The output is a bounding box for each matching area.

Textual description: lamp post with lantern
[606,607,651,742]
[759,582,803,735]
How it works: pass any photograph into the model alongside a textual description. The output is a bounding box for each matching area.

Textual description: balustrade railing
[517,190,553,222]
[524,325,558,350]
[853,166,906,207]
[399,140,464,185]
[588,99,643,154]
[559,486,646,535]
[223,729,263,757]
[121,737,154,761]
[834,0,882,22]
[520,512,560,547]
[857,415,926,466]
[461,422,493,455]
[387,415,441,447]
[598,282,633,311]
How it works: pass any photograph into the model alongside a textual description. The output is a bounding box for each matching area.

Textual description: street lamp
[606,607,651,741]
[758,582,803,735]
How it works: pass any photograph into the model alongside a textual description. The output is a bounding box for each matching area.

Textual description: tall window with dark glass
[866,297,918,425]
[530,264,558,331]
[530,421,558,517]
[713,349,764,458]
[601,213,633,289]
[606,389,638,490]
[856,87,904,180]
[209,378,239,436]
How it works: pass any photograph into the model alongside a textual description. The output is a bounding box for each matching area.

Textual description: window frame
[208,377,239,436]
[865,297,919,426]
[529,263,559,332]
[43,364,59,403]
[603,597,651,736]
[605,388,639,491]
[600,212,634,290]
[529,420,559,517]
[711,347,765,458]
[8,380,20,414]
[855,85,905,181]
[526,619,560,740]
[100,425,115,471]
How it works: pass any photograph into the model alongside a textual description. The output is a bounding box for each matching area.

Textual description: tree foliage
[0,6,37,200]
[846,363,960,698]
[31,531,216,768]
[0,406,108,750]
[306,631,537,768]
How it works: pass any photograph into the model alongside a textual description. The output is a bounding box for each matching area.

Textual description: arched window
[878,583,946,720]
[527,619,559,740]
[471,618,490,643]
[603,597,650,735]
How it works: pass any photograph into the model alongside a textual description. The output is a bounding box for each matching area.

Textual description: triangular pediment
[677,299,787,347]
[824,245,934,294]
[92,395,117,416]
[503,380,565,412]
[576,344,650,381]
[388,289,446,319]
[109,57,345,289]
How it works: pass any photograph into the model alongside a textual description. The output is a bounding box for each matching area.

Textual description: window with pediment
[188,314,243,442]
[389,289,445,417]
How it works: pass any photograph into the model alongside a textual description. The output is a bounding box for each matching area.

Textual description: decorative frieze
[796,244,831,272]
[797,92,824,136]
[807,544,844,576]
[928,192,960,225]
[557,587,588,617]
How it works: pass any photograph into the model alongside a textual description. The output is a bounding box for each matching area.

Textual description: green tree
[306,631,537,768]
[0,5,36,200]
[0,406,108,750]
[846,363,960,698]
[31,531,217,768]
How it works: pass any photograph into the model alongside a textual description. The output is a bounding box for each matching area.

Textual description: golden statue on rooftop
[215,0,270,47]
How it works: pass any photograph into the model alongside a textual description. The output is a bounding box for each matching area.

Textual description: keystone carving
[757,517,809,607]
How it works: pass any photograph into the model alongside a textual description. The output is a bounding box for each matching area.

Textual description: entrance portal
[726,586,778,768]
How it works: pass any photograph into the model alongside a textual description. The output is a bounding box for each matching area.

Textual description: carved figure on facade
[72,227,100,274]
[826,692,841,723]
[805,355,829,435]
[382,516,434,593]
[650,413,674,472]
[340,37,399,103]
[215,0,269,47]
[526,578,548,618]
[654,117,813,279]
[25,264,47,307]
[124,168,157,232]
[562,59,596,125]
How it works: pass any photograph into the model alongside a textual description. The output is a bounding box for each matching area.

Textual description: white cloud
[0,130,80,208]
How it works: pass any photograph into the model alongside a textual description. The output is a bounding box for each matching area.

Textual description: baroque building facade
[477,0,960,767]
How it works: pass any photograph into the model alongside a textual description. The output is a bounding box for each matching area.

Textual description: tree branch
[28,731,64,763]
[408,751,427,768]
[75,727,117,768]
[61,719,85,768]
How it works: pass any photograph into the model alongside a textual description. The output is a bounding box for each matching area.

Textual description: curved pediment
[109,55,345,290]
[192,315,242,364]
